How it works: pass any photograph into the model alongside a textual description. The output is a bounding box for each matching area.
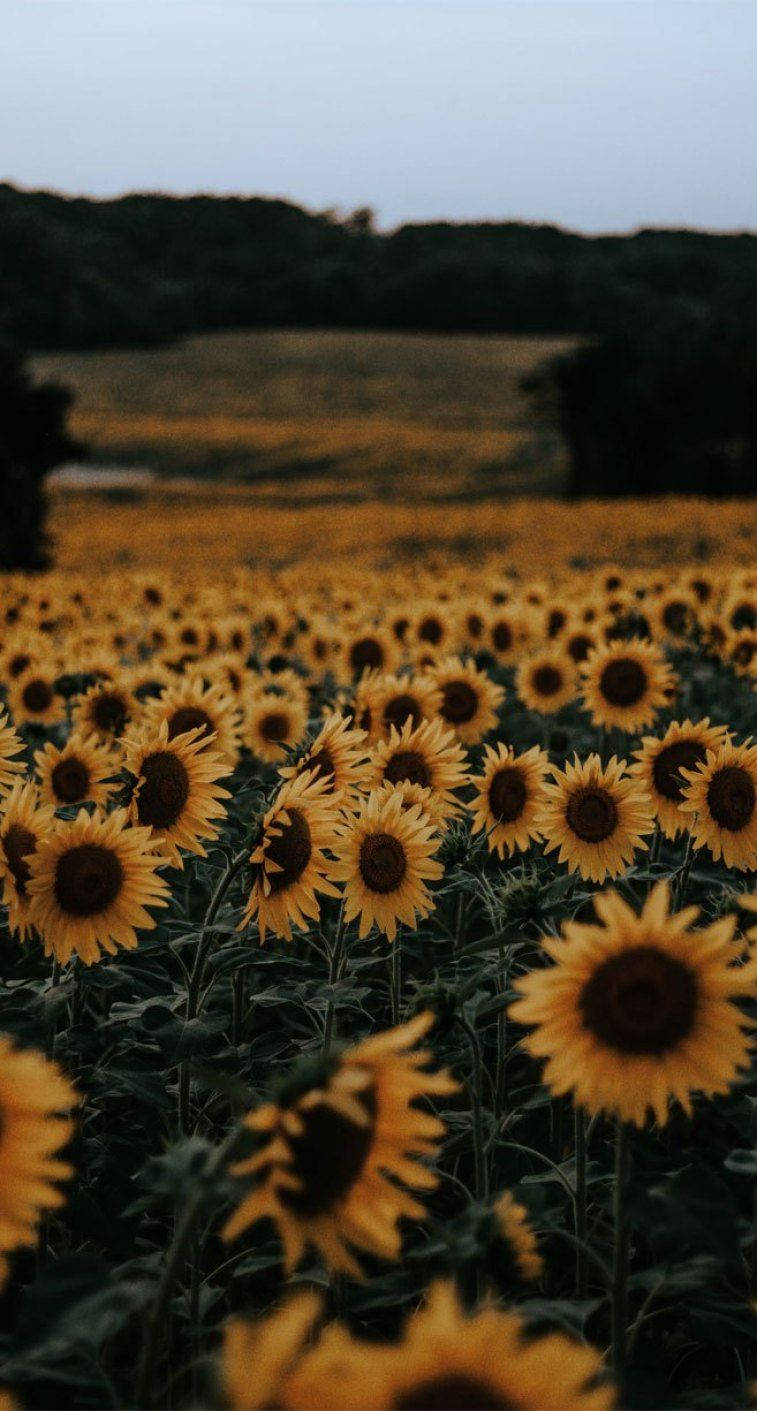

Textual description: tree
[0,342,83,570]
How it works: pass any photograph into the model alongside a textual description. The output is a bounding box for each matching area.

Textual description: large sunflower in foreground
[428,657,504,744]
[278,712,370,804]
[240,770,341,943]
[285,1281,614,1411]
[510,881,755,1126]
[580,639,675,733]
[35,731,120,811]
[0,712,25,795]
[469,742,549,860]
[26,807,171,966]
[537,753,654,883]
[142,676,241,768]
[0,1036,77,1286]
[630,718,729,841]
[330,788,444,941]
[123,719,231,868]
[680,739,757,871]
[368,717,469,818]
[0,782,56,940]
[516,651,576,715]
[222,1013,456,1277]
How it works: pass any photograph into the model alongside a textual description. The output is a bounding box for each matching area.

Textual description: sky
[1,0,756,233]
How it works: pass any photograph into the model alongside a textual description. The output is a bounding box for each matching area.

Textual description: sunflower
[564,624,600,665]
[339,625,399,682]
[0,713,25,795]
[487,606,530,664]
[223,1012,456,1277]
[650,587,699,644]
[221,1292,324,1411]
[374,673,442,739]
[35,732,119,811]
[680,738,757,871]
[278,712,370,804]
[123,719,231,868]
[490,1190,544,1283]
[726,628,757,678]
[0,1036,77,1285]
[285,1280,614,1411]
[142,676,241,768]
[458,598,491,650]
[537,753,655,883]
[72,679,138,741]
[26,807,170,966]
[0,782,56,941]
[371,778,452,831]
[469,743,549,860]
[631,719,730,841]
[517,652,576,715]
[428,657,503,744]
[510,882,756,1126]
[241,771,341,943]
[579,639,675,733]
[126,661,172,702]
[330,788,444,941]
[8,667,64,728]
[368,717,469,818]
[242,691,309,765]
[412,603,457,656]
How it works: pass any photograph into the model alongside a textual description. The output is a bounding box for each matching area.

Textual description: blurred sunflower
[537,753,655,883]
[490,1190,544,1284]
[123,719,230,868]
[510,881,755,1126]
[579,639,675,733]
[8,666,64,728]
[223,1012,455,1276]
[339,625,399,682]
[142,676,241,768]
[27,807,170,965]
[330,787,443,941]
[487,606,529,664]
[726,628,757,678]
[649,587,699,644]
[631,718,729,840]
[412,603,457,656]
[241,771,340,943]
[458,598,491,650]
[0,713,25,795]
[375,673,442,738]
[221,1292,324,1411]
[0,782,56,940]
[0,1036,77,1286]
[35,732,119,811]
[469,743,549,859]
[564,625,600,666]
[242,692,308,765]
[369,717,469,817]
[680,739,757,871]
[517,651,576,715]
[429,657,503,744]
[73,679,138,741]
[278,712,370,803]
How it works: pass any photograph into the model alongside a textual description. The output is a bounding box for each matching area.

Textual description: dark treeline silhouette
[0,342,83,570]
[4,182,757,348]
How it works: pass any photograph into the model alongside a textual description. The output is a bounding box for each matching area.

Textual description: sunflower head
[580,639,675,732]
[241,771,341,943]
[680,738,757,871]
[330,787,444,941]
[537,752,654,883]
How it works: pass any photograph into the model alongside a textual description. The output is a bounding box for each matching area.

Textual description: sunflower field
[0,557,755,1411]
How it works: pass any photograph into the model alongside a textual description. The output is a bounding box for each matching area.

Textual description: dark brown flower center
[137,751,190,829]
[359,831,407,893]
[566,785,618,842]
[260,711,289,743]
[22,678,53,713]
[265,808,312,893]
[567,633,593,664]
[167,706,215,742]
[440,680,479,725]
[2,822,37,896]
[180,626,199,646]
[393,1376,514,1410]
[384,750,431,789]
[279,1082,376,1217]
[383,694,423,733]
[734,640,755,666]
[466,612,484,639]
[652,740,707,802]
[492,622,512,653]
[580,945,698,1055]
[547,608,566,638]
[418,615,443,645]
[599,658,647,707]
[349,636,385,673]
[392,616,410,643]
[488,767,527,823]
[51,756,91,804]
[730,603,755,631]
[54,843,124,916]
[91,691,129,734]
[9,652,31,678]
[707,765,756,831]
[532,665,563,697]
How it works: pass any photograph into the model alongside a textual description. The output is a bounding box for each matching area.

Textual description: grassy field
[33,328,575,496]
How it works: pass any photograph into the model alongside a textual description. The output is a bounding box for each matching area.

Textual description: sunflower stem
[231,968,245,1048]
[323,898,346,1054]
[673,831,695,909]
[389,928,402,1027]
[456,1013,489,1203]
[494,939,509,1123]
[46,957,60,1061]
[574,1105,588,1297]
[611,1119,632,1379]
[179,848,249,1135]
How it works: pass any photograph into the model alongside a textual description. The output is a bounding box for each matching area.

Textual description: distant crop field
[33,329,576,494]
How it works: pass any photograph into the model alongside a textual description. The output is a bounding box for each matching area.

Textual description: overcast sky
[2,0,756,232]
